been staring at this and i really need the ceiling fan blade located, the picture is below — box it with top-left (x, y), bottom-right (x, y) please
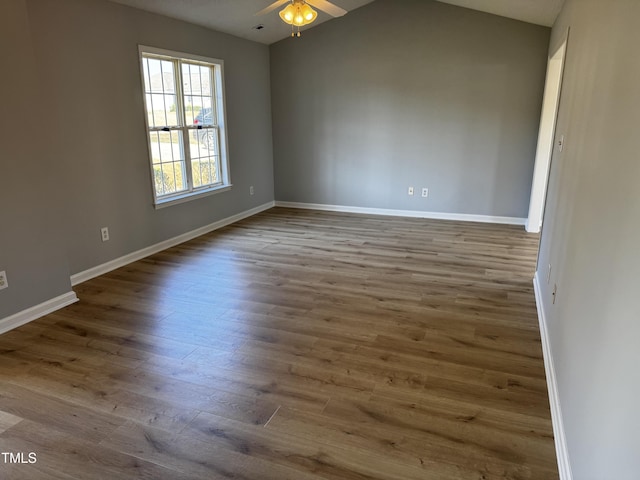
top-left (306, 0), bottom-right (347, 17)
top-left (255, 0), bottom-right (290, 16)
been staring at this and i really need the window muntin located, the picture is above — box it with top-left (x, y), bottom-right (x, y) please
top-left (140, 47), bottom-right (230, 206)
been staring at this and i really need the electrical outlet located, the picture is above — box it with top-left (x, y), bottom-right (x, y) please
top-left (250, 186), bottom-right (254, 196)
top-left (547, 264), bottom-right (552, 284)
top-left (408, 187), bottom-right (414, 196)
top-left (101, 227), bottom-right (110, 242)
top-left (0, 271), bottom-right (8, 291)
top-left (421, 188), bottom-right (429, 198)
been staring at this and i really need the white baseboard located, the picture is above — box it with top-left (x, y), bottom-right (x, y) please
top-left (533, 272), bottom-right (573, 480)
top-left (0, 291), bottom-right (79, 335)
top-left (71, 201), bottom-right (275, 286)
top-left (274, 201), bottom-right (527, 226)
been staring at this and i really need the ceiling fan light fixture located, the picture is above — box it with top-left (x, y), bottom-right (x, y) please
top-left (279, 1), bottom-right (317, 27)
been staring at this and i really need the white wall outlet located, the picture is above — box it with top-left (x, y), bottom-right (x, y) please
top-left (408, 186), bottom-right (414, 196)
top-left (250, 186), bottom-right (254, 196)
top-left (0, 271), bottom-right (8, 291)
top-left (101, 227), bottom-right (110, 242)
top-left (547, 264), bottom-right (552, 283)
top-left (421, 188), bottom-right (429, 198)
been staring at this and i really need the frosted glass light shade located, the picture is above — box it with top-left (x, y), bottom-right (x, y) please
top-left (279, 1), bottom-right (317, 27)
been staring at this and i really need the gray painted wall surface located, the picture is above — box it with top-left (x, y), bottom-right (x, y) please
top-left (0, 0), bottom-right (73, 318)
top-left (1, 0), bottom-right (274, 319)
top-left (270, 0), bottom-right (550, 217)
top-left (27, 0), bottom-right (274, 276)
top-left (538, 0), bottom-right (640, 477)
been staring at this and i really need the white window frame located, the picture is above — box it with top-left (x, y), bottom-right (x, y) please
top-left (138, 45), bottom-right (232, 208)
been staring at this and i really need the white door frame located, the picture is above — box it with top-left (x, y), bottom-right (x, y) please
top-left (526, 37), bottom-right (568, 233)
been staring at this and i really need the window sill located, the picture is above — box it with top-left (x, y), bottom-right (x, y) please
top-left (154, 184), bottom-right (232, 209)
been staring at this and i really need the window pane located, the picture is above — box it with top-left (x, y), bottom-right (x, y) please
top-left (189, 127), bottom-right (220, 188)
top-left (145, 93), bottom-right (155, 128)
top-left (159, 60), bottom-right (176, 94)
top-left (143, 58), bottom-right (152, 93)
top-left (164, 95), bottom-right (177, 126)
top-left (182, 64), bottom-right (195, 125)
top-left (144, 58), bottom-right (162, 93)
top-left (184, 96), bottom-right (194, 126)
top-left (142, 57), bottom-right (179, 128)
top-left (202, 97), bottom-right (214, 125)
top-left (143, 58), bottom-right (176, 94)
top-left (182, 63), bottom-right (209, 96)
top-left (149, 130), bottom-right (187, 196)
top-left (183, 62), bottom-right (214, 127)
top-left (191, 96), bottom-right (203, 121)
top-left (149, 94), bottom-right (177, 127)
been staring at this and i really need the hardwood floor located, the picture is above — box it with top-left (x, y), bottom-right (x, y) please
top-left (0, 207), bottom-right (558, 479)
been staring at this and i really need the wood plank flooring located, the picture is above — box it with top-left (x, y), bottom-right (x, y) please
top-left (0, 207), bottom-right (558, 479)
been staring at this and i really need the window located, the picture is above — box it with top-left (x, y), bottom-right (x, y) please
top-left (139, 46), bottom-right (230, 207)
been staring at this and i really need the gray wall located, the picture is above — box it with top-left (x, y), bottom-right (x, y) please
top-left (0, 0), bottom-right (73, 318)
top-left (0, 0), bottom-right (274, 319)
top-left (28, 0), bottom-right (274, 275)
top-left (538, 0), bottom-right (640, 477)
top-left (270, 0), bottom-right (550, 218)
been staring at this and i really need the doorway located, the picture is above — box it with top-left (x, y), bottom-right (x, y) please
top-left (526, 36), bottom-right (568, 233)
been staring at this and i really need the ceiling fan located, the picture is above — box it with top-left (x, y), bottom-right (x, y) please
top-left (256, 0), bottom-right (347, 37)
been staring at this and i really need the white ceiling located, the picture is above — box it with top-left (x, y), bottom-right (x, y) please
top-left (106, 0), bottom-right (564, 45)
top-left (437, 0), bottom-right (564, 28)
top-left (107, 0), bottom-right (375, 45)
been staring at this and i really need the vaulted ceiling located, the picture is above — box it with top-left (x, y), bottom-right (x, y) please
top-left (107, 0), bottom-right (564, 44)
